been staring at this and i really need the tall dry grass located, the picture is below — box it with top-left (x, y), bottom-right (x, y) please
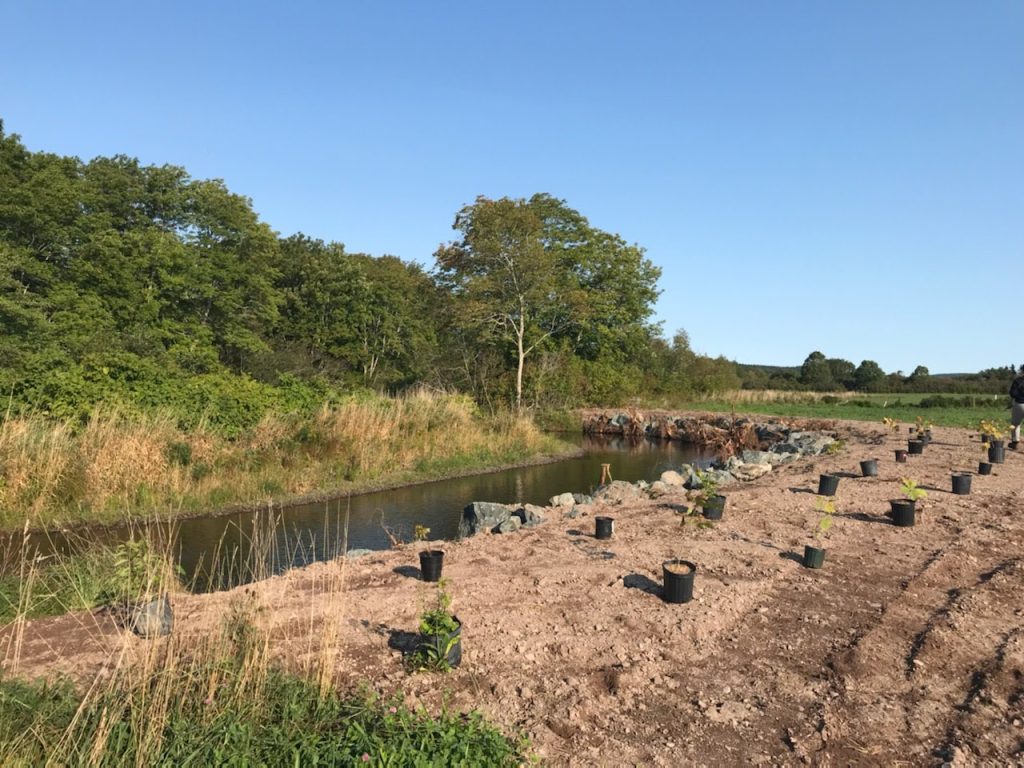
top-left (0, 516), bottom-right (354, 766)
top-left (0, 391), bottom-right (568, 531)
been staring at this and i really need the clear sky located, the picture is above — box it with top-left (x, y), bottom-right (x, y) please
top-left (2, 1), bottom-right (1021, 374)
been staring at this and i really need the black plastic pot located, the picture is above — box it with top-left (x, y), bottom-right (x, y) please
top-left (818, 474), bottom-right (840, 496)
top-left (701, 494), bottom-right (726, 520)
top-left (419, 550), bottom-right (444, 582)
top-left (907, 440), bottom-right (925, 455)
top-left (662, 559), bottom-right (696, 604)
top-left (895, 449), bottom-right (908, 463)
top-left (951, 474), bottom-right (972, 495)
top-left (989, 443), bottom-right (1006, 464)
top-left (890, 499), bottom-right (916, 527)
top-left (417, 616), bottom-right (462, 668)
top-left (595, 516), bottom-right (614, 540)
top-left (859, 459), bottom-right (878, 477)
top-left (990, 439), bottom-right (1005, 451)
top-left (978, 461), bottom-right (992, 475)
top-left (802, 545), bottom-right (826, 569)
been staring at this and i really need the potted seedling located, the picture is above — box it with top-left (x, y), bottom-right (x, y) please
top-left (662, 558), bottom-right (697, 603)
top-left (411, 577), bottom-right (462, 671)
top-left (102, 537), bottom-right (182, 638)
top-left (890, 478), bottom-right (927, 527)
top-left (818, 473), bottom-right (840, 496)
top-left (415, 524), bottom-right (444, 582)
top-left (978, 438), bottom-right (993, 475)
top-left (693, 469), bottom-right (726, 520)
top-left (951, 471), bottom-right (972, 495)
top-left (802, 495), bottom-right (835, 569)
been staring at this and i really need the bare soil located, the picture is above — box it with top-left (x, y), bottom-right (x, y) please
top-left (4, 421), bottom-right (1024, 766)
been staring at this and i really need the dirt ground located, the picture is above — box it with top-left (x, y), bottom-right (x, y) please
top-left (4, 420), bottom-right (1024, 766)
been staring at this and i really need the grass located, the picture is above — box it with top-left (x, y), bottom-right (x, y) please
top-left (632, 390), bottom-right (1011, 429)
top-left (0, 390), bottom-right (573, 532)
top-left (0, 526), bottom-right (531, 766)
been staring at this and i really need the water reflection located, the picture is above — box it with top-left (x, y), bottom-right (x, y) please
top-left (14, 436), bottom-right (710, 592)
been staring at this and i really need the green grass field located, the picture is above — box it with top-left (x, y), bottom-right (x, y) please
top-left (643, 391), bottom-right (1011, 430)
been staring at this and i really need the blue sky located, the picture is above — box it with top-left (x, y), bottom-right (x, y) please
top-left (2, 1), bottom-right (1021, 374)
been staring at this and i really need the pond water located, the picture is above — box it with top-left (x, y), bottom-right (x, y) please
top-left (20, 436), bottom-right (710, 591)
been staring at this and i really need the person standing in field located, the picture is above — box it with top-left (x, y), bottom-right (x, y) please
top-left (1011, 365), bottom-right (1024, 448)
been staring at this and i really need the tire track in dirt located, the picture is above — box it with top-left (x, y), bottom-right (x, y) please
top-left (819, 538), bottom-right (1024, 765)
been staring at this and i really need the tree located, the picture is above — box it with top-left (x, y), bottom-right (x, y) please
top-left (826, 358), bottom-right (856, 390)
top-left (853, 360), bottom-right (886, 391)
top-left (799, 351), bottom-right (835, 391)
top-left (434, 194), bottom-right (660, 411)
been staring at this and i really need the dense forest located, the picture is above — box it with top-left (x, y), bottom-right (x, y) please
top-left (0, 123), bottom-right (1013, 433)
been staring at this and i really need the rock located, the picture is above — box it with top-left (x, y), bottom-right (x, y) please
top-left (648, 480), bottom-right (671, 496)
top-left (660, 470), bottom-right (686, 486)
top-left (741, 450), bottom-right (775, 465)
top-left (776, 431), bottom-right (835, 456)
top-left (593, 481), bottom-right (646, 505)
top-left (494, 516), bottom-right (522, 534)
top-left (345, 548), bottom-right (374, 559)
top-left (514, 504), bottom-right (547, 527)
top-left (132, 596), bottom-right (173, 638)
top-left (459, 501), bottom-right (515, 537)
top-left (731, 463), bottom-right (772, 482)
top-left (572, 493), bottom-right (594, 505)
top-left (549, 492), bottom-right (576, 508)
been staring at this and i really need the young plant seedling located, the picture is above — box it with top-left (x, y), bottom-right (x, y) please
top-left (824, 439), bottom-right (844, 456)
top-left (814, 495), bottom-right (835, 539)
top-left (692, 468), bottom-right (719, 508)
top-left (979, 420), bottom-right (1006, 442)
top-left (414, 523), bottom-right (432, 553)
top-left (882, 417), bottom-right (899, 433)
top-left (899, 478), bottom-right (928, 503)
top-left (412, 577), bottom-right (460, 672)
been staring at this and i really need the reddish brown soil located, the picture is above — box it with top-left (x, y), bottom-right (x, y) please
top-left (4, 421), bottom-right (1024, 766)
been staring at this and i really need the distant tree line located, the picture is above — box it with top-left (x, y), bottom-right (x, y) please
top-left (737, 352), bottom-right (1015, 395)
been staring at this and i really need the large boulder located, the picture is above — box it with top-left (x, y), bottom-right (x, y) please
top-left (730, 462), bottom-right (772, 481)
top-left (459, 501), bottom-right (515, 538)
top-left (549, 492), bottom-right (576, 508)
top-left (593, 480), bottom-right (647, 505)
top-left (659, 470), bottom-right (686, 486)
top-left (131, 596), bottom-right (173, 638)
top-left (775, 431), bottom-right (835, 456)
top-left (514, 504), bottom-right (547, 527)
top-left (494, 516), bottom-right (522, 534)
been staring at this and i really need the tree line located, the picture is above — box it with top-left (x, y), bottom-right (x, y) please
top-left (0, 124), bottom-right (1011, 432)
top-left (0, 124), bottom-right (734, 429)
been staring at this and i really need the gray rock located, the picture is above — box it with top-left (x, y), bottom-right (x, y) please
top-left (572, 493), bottom-right (594, 505)
top-left (345, 548), bottom-right (374, 560)
top-left (594, 480), bottom-right (646, 505)
top-left (514, 504), bottom-right (547, 527)
top-left (132, 596), bottom-right (173, 638)
top-left (648, 480), bottom-right (672, 496)
top-left (779, 431), bottom-right (835, 456)
top-left (549, 492), bottom-right (576, 508)
top-left (494, 516), bottom-right (522, 534)
top-left (659, 470), bottom-right (686, 486)
top-left (459, 501), bottom-right (514, 538)
top-left (731, 463), bottom-right (772, 482)
top-left (741, 450), bottom-right (775, 465)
